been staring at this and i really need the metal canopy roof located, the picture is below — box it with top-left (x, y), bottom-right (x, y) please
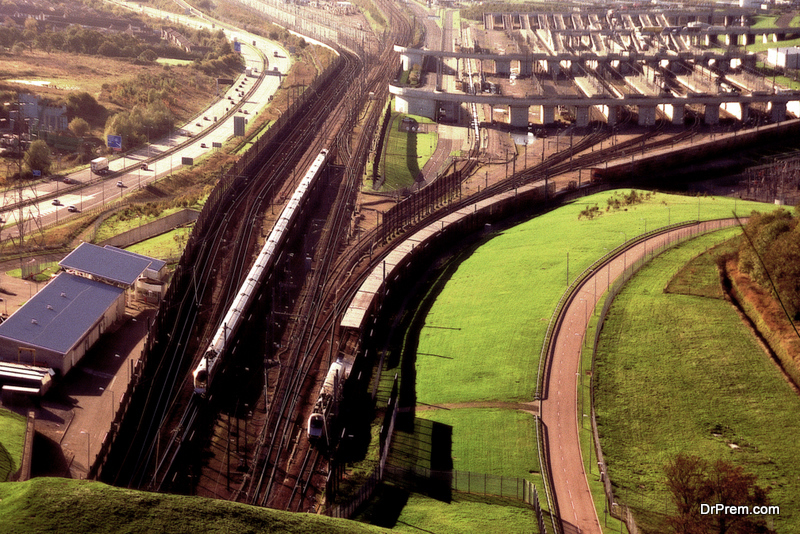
top-left (103, 245), bottom-right (166, 274)
top-left (59, 242), bottom-right (152, 287)
top-left (0, 273), bottom-right (124, 355)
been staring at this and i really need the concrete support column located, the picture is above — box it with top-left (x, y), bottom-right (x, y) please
top-left (671, 103), bottom-right (685, 125)
top-left (495, 59), bottom-right (511, 75)
top-left (724, 34), bottom-right (732, 47)
top-left (771, 101), bottom-right (787, 123)
top-left (704, 103), bottom-right (720, 125)
top-left (638, 105), bottom-right (656, 126)
top-left (739, 103), bottom-right (750, 123)
top-left (575, 106), bottom-right (590, 127)
top-left (540, 105), bottom-right (556, 125)
top-left (606, 105), bottom-right (620, 127)
top-left (509, 105), bottom-right (530, 128)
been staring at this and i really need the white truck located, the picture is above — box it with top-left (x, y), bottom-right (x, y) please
top-left (90, 157), bottom-right (109, 174)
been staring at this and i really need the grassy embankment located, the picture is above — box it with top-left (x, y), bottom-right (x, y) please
top-left (359, 190), bottom-right (772, 533)
top-left (0, 409), bottom-right (25, 482)
top-left (378, 112), bottom-right (438, 192)
top-left (594, 228), bottom-right (800, 533)
top-left (0, 478), bottom-right (391, 534)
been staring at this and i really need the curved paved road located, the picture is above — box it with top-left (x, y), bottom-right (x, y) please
top-left (542, 219), bottom-right (738, 534)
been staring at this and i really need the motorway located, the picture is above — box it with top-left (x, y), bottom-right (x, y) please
top-left (0, 5), bottom-right (291, 243)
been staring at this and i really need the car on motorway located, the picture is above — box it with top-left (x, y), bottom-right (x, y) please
top-left (141, 163), bottom-right (148, 170)
top-left (200, 143), bottom-right (207, 148)
top-left (51, 199), bottom-right (61, 206)
top-left (67, 205), bottom-right (78, 212)
top-left (116, 181), bottom-right (124, 187)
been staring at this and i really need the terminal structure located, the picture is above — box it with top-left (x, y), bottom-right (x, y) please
top-left (392, 7), bottom-right (800, 127)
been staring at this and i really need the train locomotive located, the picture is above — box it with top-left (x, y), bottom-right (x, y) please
top-left (307, 357), bottom-right (352, 441)
top-left (193, 149), bottom-right (330, 395)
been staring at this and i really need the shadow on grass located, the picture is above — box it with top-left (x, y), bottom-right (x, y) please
top-left (352, 482), bottom-right (410, 528)
top-left (385, 418), bottom-right (452, 502)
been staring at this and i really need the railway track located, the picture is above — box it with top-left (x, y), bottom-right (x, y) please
top-left (103, 0), bottom-right (736, 517)
top-left (100, 44), bottom-right (361, 491)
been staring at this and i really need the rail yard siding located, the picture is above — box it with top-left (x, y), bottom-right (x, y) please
top-left (343, 178), bottom-right (567, 332)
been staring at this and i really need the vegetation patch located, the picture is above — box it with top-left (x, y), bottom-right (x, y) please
top-left (0, 409), bottom-right (25, 482)
top-left (415, 191), bottom-right (768, 407)
top-left (397, 191), bottom-right (771, 532)
top-left (378, 113), bottom-right (437, 193)
top-left (415, 408), bottom-right (539, 479)
top-left (594, 229), bottom-right (800, 533)
top-left (605, 189), bottom-right (652, 212)
top-left (664, 235), bottom-right (740, 299)
top-left (0, 478), bottom-right (391, 534)
top-left (125, 226), bottom-right (193, 263)
top-left (392, 491), bottom-right (536, 533)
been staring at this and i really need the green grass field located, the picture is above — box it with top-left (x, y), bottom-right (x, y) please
top-left (124, 225), bottom-right (194, 262)
top-left (379, 113), bottom-right (437, 192)
top-left (594, 230), bottom-right (800, 533)
top-left (751, 15), bottom-right (779, 29)
top-left (0, 478), bottom-right (391, 534)
top-left (0, 409), bottom-right (25, 482)
top-left (375, 190), bottom-right (773, 533)
top-left (415, 191), bottom-right (766, 407)
top-left (415, 409), bottom-right (538, 477)
top-left (95, 206), bottom-right (186, 243)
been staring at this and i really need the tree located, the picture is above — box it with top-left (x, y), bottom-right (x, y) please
top-left (68, 117), bottom-right (90, 138)
top-left (23, 140), bottom-right (51, 176)
top-left (665, 454), bottom-right (776, 534)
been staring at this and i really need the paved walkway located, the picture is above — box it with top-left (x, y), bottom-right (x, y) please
top-left (542, 219), bottom-right (737, 534)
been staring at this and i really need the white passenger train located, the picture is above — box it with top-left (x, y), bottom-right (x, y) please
top-left (193, 149), bottom-right (330, 395)
top-left (307, 357), bottom-right (352, 441)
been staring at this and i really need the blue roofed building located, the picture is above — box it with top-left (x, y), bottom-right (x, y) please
top-left (0, 273), bottom-right (125, 374)
top-left (0, 243), bottom-right (165, 375)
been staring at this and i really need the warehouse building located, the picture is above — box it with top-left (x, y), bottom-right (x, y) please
top-left (0, 244), bottom-right (164, 376)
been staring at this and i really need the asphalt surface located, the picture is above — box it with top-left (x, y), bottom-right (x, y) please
top-left (542, 218), bottom-right (738, 533)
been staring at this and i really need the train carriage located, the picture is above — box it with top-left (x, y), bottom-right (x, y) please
top-left (193, 149), bottom-right (329, 395)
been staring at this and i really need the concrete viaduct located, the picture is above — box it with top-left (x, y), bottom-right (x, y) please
top-left (389, 83), bottom-right (800, 128)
